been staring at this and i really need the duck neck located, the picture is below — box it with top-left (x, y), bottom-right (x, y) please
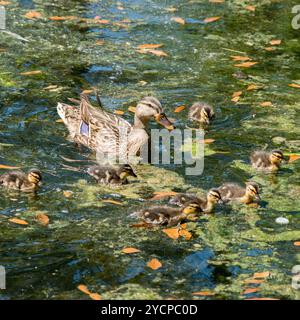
top-left (133, 114), bottom-right (149, 130)
top-left (240, 193), bottom-right (253, 204)
top-left (203, 200), bottom-right (215, 213)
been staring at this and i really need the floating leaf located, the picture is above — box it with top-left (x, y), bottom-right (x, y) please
top-left (96, 40), bottom-right (105, 46)
top-left (178, 229), bottom-right (192, 240)
top-left (114, 110), bottom-right (125, 115)
top-left (102, 199), bottom-right (123, 206)
top-left (253, 271), bottom-right (270, 279)
top-left (234, 61), bottom-right (258, 68)
top-left (63, 190), bottom-right (73, 198)
top-left (288, 154), bottom-right (300, 163)
top-left (231, 96), bottom-right (240, 103)
top-left (174, 105), bottom-right (185, 113)
top-left (230, 56), bottom-right (251, 61)
top-left (89, 293), bottom-right (101, 300)
top-left (269, 39), bottom-right (281, 46)
top-left (243, 288), bottom-right (260, 295)
top-left (24, 11), bottom-right (42, 19)
top-left (0, 164), bottom-right (20, 169)
top-left (171, 17), bottom-right (185, 25)
top-left (122, 247), bottom-right (141, 254)
top-left (137, 44), bottom-right (163, 49)
top-left (36, 213), bottom-right (49, 226)
top-left (128, 106), bottom-right (136, 113)
top-left (247, 84), bottom-right (260, 91)
top-left (56, 119), bottom-right (64, 123)
top-left (0, 1), bottom-right (11, 5)
top-left (81, 89), bottom-right (93, 94)
top-left (204, 139), bottom-right (215, 144)
top-left (147, 258), bottom-right (162, 270)
top-left (209, 0), bottom-right (224, 3)
top-left (260, 101), bottom-right (272, 107)
top-left (49, 16), bottom-right (77, 21)
top-left (288, 83), bottom-right (300, 89)
top-left (77, 284), bottom-right (91, 295)
top-left (20, 70), bottom-right (42, 76)
top-left (166, 7), bottom-right (178, 12)
top-left (244, 278), bottom-right (264, 284)
top-left (245, 5), bottom-right (256, 12)
top-left (265, 47), bottom-right (276, 51)
top-left (245, 297), bottom-right (279, 300)
top-left (146, 49), bottom-right (168, 57)
top-left (9, 218), bottom-right (28, 226)
top-left (294, 241), bottom-right (300, 246)
top-left (150, 191), bottom-right (178, 201)
top-left (163, 228), bottom-right (180, 240)
top-left (232, 91), bottom-right (243, 98)
top-left (204, 16), bottom-right (221, 23)
top-left (192, 291), bottom-right (215, 296)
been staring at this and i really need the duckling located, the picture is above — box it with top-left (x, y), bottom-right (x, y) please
top-left (87, 164), bottom-right (137, 185)
top-left (250, 149), bottom-right (284, 172)
top-left (218, 181), bottom-right (260, 204)
top-left (130, 202), bottom-right (202, 227)
top-left (0, 169), bottom-right (42, 192)
top-left (169, 189), bottom-right (222, 213)
top-left (188, 102), bottom-right (215, 125)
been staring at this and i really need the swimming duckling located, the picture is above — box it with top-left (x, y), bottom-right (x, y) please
top-left (87, 164), bottom-right (137, 185)
top-left (188, 102), bottom-right (215, 125)
top-left (0, 169), bottom-right (42, 192)
top-left (130, 202), bottom-right (202, 227)
top-left (250, 150), bottom-right (284, 172)
top-left (169, 189), bottom-right (222, 213)
top-left (218, 181), bottom-right (260, 204)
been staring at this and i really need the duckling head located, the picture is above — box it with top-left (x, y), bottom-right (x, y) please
top-left (27, 169), bottom-right (42, 185)
top-left (200, 105), bottom-right (214, 124)
top-left (245, 182), bottom-right (260, 201)
top-left (182, 202), bottom-right (202, 215)
top-left (270, 150), bottom-right (284, 165)
top-left (207, 189), bottom-right (222, 204)
top-left (118, 164), bottom-right (137, 180)
top-left (135, 97), bottom-right (175, 131)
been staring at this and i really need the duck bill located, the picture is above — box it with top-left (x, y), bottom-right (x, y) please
top-left (130, 171), bottom-right (138, 178)
top-left (154, 114), bottom-right (175, 131)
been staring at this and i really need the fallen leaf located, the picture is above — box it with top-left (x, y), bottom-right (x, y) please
top-left (231, 96), bottom-right (240, 103)
top-left (24, 11), bottom-right (42, 19)
top-left (171, 17), bottom-right (185, 25)
top-left (147, 258), bottom-right (162, 270)
top-left (20, 70), bottom-right (42, 76)
top-left (77, 284), bottom-right (91, 295)
top-left (150, 191), bottom-right (178, 201)
top-left (96, 40), bottom-right (105, 45)
top-left (36, 213), bottom-right (49, 226)
top-left (130, 222), bottom-right (153, 228)
top-left (253, 271), bottom-right (270, 279)
top-left (137, 44), bottom-right (163, 49)
top-left (209, 0), bottom-right (224, 3)
top-left (122, 247), bottom-right (141, 254)
top-left (243, 288), bottom-right (260, 295)
top-left (294, 241), bottom-right (300, 246)
top-left (230, 56), bottom-right (251, 61)
top-left (288, 83), bottom-right (300, 89)
top-left (204, 139), bottom-right (215, 144)
top-left (56, 119), bottom-right (64, 123)
top-left (102, 199), bottom-right (123, 206)
top-left (247, 203), bottom-right (259, 208)
top-left (89, 293), bottom-right (101, 300)
top-left (232, 91), bottom-right (243, 98)
top-left (246, 84), bottom-right (260, 91)
top-left (204, 16), bottom-right (221, 23)
top-left (63, 190), bottom-right (73, 198)
top-left (260, 101), bottom-right (272, 107)
top-left (114, 110), bottom-right (125, 115)
top-left (162, 228), bottom-right (180, 240)
top-left (180, 223), bottom-right (187, 229)
top-left (192, 291), bottom-right (215, 296)
top-left (245, 297), bottom-right (279, 300)
top-left (49, 16), bottom-right (77, 21)
top-left (288, 155), bottom-right (300, 163)
top-left (265, 47), bottom-right (276, 51)
top-left (9, 218), bottom-right (28, 226)
top-left (146, 49), bottom-right (168, 57)
top-left (0, 1), bottom-right (11, 5)
top-left (138, 80), bottom-right (147, 86)
top-left (234, 61), bottom-right (258, 68)
top-left (178, 229), bottom-right (192, 240)
top-left (166, 7), bottom-right (178, 12)
top-left (81, 89), bottom-right (93, 94)
top-left (270, 39), bottom-right (281, 46)
top-left (174, 105), bottom-right (185, 113)
top-left (128, 106), bottom-right (136, 113)
top-left (0, 164), bottom-right (20, 169)
top-left (244, 278), bottom-right (264, 284)
top-left (245, 5), bottom-right (256, 12)
top-left (44, 85), bottom-right (58, 90)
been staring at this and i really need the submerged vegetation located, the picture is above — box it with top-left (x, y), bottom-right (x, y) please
top-left (0, 0), bottom-right (299, 300)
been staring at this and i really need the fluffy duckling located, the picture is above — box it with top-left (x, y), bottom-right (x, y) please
top-left (0, 169), bottom-right (42, 192)
top-left (250, 150), bottom-right (284, 172)
top-left (169, 189), bottom-right (222, 213)
top-left (87, 164), bottom-right (137, 185)
top-left (218, 181), bottom-right (260, 204)
top-left (130, 202), bottom-right (202, 227)
top-left (188, 102), bottom-right (215, 125)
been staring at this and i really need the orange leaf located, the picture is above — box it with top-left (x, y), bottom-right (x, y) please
top-left (204, 139), bottom-right (215, 144)
top-left (81, 89), bottom-right (93, 94)
top-left (209, 0), bottom-right (224, 3)
top-left (36, 213), bottom-right (49, 226)
top-left (294, 241), bottom-right (300, 246)
top-left (147, 258), bottom-right (162, 270)
top-left (102, 199), bottom-right (123, 206)
top-left (246, 84), bottom-right (260, 91)
top-left (245, 297), bottom-right (279, 300)
top-left (63, 190), bottom-right (73, 198)
top-left (9, 218), bottom-right (28, 226)
top-left (20, 70), bottom-right (42, 76)
top-left (288, 83), bottom-right (300, 89)
top-left (180, 223), bottom-right (187, 229)
top-left (265, 47), bottom-right (276, 51)
top-left (244, 278), bottom-right (264, 284)
top-left (0, 164), bottom-right (21, 169)
top-left (146, 49), bottom-right (168, 57)
top-left (253, 271), bottom-right (270, 279)
top-left (114, 110), bottom-right (125, 115)
top-left (232, 91), bottom-right (243, 98)
top-left (56, 119), bottom-right (64, 123)
top-left (174, 105), bottom-right (185, 113)
top-left (138, 44), bottom-right (163, 49)
top-left (193, 291), bottom-right (215, 296)
top-left (231, 96), bottom-right (240, 103)
top-left (245, 5), bottom-right (256, 12)
top-left (89, 293), bottom-right (101, 300)
top-left (122, 247), bottom-right (141, 254)
top-left (171, 17), bottom-right (185, 25)
top-left (234, 61), bottom-right (258, 68)
top-left (243, 288), bottom-right (260, 295)
top-left (0, 1), bottom-right (11, 5)
top-left (204, 16), bottom-right (221, 23)
top-left (230, 56), bottom-right (251, 61)
top-left (24, 11), bottom-right (42, 19)
top-left (178, 229), bottom-right (192, 240)
top-left (288, 155), bottom-right (300, 163)
top-left (260, 101), bottom-right (272, 107)
top-left (162, 228), bottom-right (180, 240)
top-left (49, 16), bottom-right (77, 21)
top-left (96, 40), bottom-right (105, 46)
top-left (269, 39), bottom-right (281, 46)
top-left (150, 191), bottom-right (178, 201)
top-left (77, 284), bottom-right (91, 295)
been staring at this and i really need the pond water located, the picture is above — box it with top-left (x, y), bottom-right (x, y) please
top-left (0, 0), bottom-right (299, 300)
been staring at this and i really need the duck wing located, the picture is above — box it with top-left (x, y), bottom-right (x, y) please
top-left (218, 183), bottom-right (244, 201)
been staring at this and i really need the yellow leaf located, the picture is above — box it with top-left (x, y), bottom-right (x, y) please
top-left (246, 84), bottom-right (260, 91)
top-left (209, 0), bottom-right (224, 3)
top-left (265, 46), bottom-right (276, 51)
top-left (204, 16), bottom-right (221, 23)
top-left (269, 39), bottom-right (281, 46)
top-left (9, 218), bottom-right (28, 226)
top-left (245, 5), bottom-right (256, 12)
top-left (150, 191), bottom-right (178, 201)
top-left (0, 164), bottom-right (21, 169)
top-left (128, 106), bottom-right (136, 113)
top-left (294, 241), bottom-right (300, 246)
top-left (122, 247), bottom-right (141, 254)
top-left (81, 89), bottom-right (93, 94)
top-left (114, 110), bottom-right (125, 115)
top-left (171, 17), bottom-right (185, 25)
top-left (36, 213), bottom-right (49, 226)
top-left (162, 228), bottom-right (180, 240)
top-left (96, 40), bottom-right (105, 45)
top-left (231, 96), bottom-right (240, 103)
top-left (77, 284), bottom-right (91, 295)
top-left (20, 70), bottom-right (42, 76)
top-left (245, 297), bottom-right (279, 300)
top-left (204, 139), bottom-right (215, 144)
top-left (102, 199), bottom-right (123, 206)
top-left (260, 101), bottom-right (272, 107)
top-left (0, 1), bottom-right (11, 5)
top-left (289, 154), bottom-right (300, 163)
top-left (288, 83), bottom-right (300, 89)
top-left (24, 11), bottom-right (42, 19)
top-left (89, 293), bottom-right (101, 300)
top-left (234, 61), bottom-right (258, 68)
top-left (137, 44), bottom-right (163, 49)
top-left (174, 105), bottom-right (185, 113)
top-left (49, 16), bottom-right (77, 21)
top-left (192, 291), bottom-right (215, 296)
top-left (253, 271), bottom-right (270, 279)
top-left (147, 258), bottom-right (162, 270)
top-left (230, 56), bottom-right (251, 61)
top-left (56, 119), bottom-right (64, 123)
top-left (63, 190), bottom-right (73, 198)
top-left (178, 229), bottom-right (192, 240)
top-left (166, 7), bottom-right (178, 12)
top-left (232, 91), bottom-right (243, 98)
top-left (243, 288), bottom-right (260, 295)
